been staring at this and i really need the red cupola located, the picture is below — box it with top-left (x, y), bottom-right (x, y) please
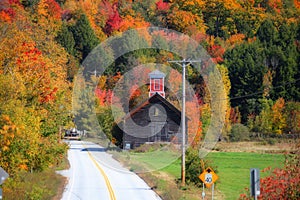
top-left (149, 70), bottom-right (165, 98)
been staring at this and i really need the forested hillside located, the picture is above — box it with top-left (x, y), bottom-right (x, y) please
top-left (0, 0), bottom-right (300, 197)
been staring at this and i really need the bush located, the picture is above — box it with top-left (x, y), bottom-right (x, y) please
top-left (3, 169), bottom-right (66, 200)
top-left (266, 138), bottom-right (276, 145)
top-left (229, 123), bottom-right (250, 142)
top-left (239, 143), bottom-right (300, 199)
top-left (185, 148), bottom-right (216, 187)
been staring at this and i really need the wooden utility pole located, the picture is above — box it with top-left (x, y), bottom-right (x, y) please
top-left (168, 58), bottom-right (201, 186)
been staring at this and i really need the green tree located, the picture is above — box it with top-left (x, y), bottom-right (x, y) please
top-left (233, 2), bottom-right (266, 38)
top-left (284, 101), bottom-right (300, 134)
top-left (56, 22), bottom-right (77, 57)
top-left (229, 123), bottom-right (250, 142)
top-left (203, 0), bottom-right (237, 39)
top-left (97, 106), bottom-right (114, 141)
top-left (224, 41), bottom-right (267, 122)
top-left (260, 22), bottom-right (300, 101)
top-left (55, 0), bottom-right (66, 6)
top-left (70, 13), bottom-right (100, 61)
top-left (21, 0), bottom-right (40, 8)
top-left (185, 147), bottom-right (215, 187)
top-left (250, 98), bottom-right (274, 134)
top-left (270, 46), bottom-right (299, 101)
top-left (256, 19), bottom-right (279, 46)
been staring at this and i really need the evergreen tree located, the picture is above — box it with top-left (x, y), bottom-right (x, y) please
top-left (224, 41), bottom-right (267, 122)
top-left (257, 19), bottom-right (279, 47)
top-left (54, 0), bottom-right (66, 6)
top-left (278, 23), bottom-right (296, 48)
top-left (203, 1), bottom-right (232, 39)
top-left (260, 22), bottom-right (300, 101)
top-left (70, 13), bottom-right (100, 61)
top-left (270, 46), bottom-right (299, 101)
top-left (21, 0), bottom-right (40, 8)
top-left (56, 23), bottom-right (77, 57)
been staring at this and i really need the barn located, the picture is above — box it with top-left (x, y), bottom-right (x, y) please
top-left (120, 70), bottom-right (187, 149)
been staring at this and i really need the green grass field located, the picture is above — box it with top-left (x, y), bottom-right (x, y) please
top-left (205, 152), bottom-right (284, 199)
top-left (160, 152), bottom-right (284, 199)
top-left (112, 146), bottom-right (285, 199)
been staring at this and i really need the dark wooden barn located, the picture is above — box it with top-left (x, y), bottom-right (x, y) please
top-left (120, 70), bottom-right (187, 149)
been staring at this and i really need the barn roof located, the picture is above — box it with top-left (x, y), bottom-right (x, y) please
top-left (148, 70), bottom-right (165, 78)
top-left (121, 93), bottom-right (188, 124)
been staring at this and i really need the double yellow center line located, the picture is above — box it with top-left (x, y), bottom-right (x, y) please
top-left (84, 143), bottom-right (117, 200)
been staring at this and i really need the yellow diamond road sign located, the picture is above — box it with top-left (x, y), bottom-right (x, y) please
top-left (199, 167), bottom-right (218, 188)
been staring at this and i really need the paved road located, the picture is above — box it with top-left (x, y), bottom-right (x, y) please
top-left (59, 141), bottom-right (161, 200)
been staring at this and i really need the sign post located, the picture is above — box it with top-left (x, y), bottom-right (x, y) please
top-left (0, 167), bottom-right (9, 185)
top-left (250, 168), bottom-right (260, 200)
top-left (199, 167), bottom-right (218, 199)
top-left (199, 167), bottom-right (218, 188)
top-left (0, 167), bottom-right (9, 200)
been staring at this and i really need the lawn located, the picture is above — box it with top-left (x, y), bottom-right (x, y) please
top-left (125, 149), bottom-right (180, 173)
top-left (160, 152), bottom-right (284, 199)
top-left (205, 152), bottom-right (284, 199)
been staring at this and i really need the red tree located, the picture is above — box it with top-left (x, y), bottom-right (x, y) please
top-left (239, 144), bottom-right (300, 199)
top-left (104, 3), bottom-right (122, 35)
top-left (156, 0), bottom-right (170, 11)
top-left (207, 44), bottom-right (225, 64)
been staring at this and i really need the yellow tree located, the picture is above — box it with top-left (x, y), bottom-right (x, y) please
top-left (272, 98), bottom-right (286, 134)
top-left (79, 0), bottom-right (107, 40)
top-left (0, 73), bottom-right (42, 174)
top-left (119, 14), bottom-right (150, 32)
top-left (186, 101), bottom-right (202, 147)
top-left (217, 64), bottom-right (231, 139)
top-left (170, 0), bottom-right (205, 14)
top-left (167, 7), bottom-right (206, 33)
top-left (0, 115), bottom-right (16, 158)
top-left (36, 0), bottom-right (62, 34)
top-left (0, 0), bottom-right (70, 175)
top-left (204, 64), bottom-right (228, 143)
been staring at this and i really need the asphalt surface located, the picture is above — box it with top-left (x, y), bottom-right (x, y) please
top-left (58, 140), bottom-right (161, 200)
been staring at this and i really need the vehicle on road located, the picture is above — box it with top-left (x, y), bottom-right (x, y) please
top-left (63, 128), bottom-right (84, 140)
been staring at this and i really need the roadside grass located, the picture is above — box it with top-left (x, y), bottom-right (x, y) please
top-left (128, 150), bottom-right (180, 172)
top-left (2, 156), bottom-right (69, 200)
top-left (128, 151), bottom-right (284, 199)
top-left (91, 138), bottom-right (291, 199)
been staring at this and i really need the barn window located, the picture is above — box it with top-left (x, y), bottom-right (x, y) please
top-left (154, 107), bottom-right (159, 116)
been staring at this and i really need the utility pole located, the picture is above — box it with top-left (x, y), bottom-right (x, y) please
top-left (168, 58), bottom-right (201, 186)
top-left (89, 66), bottom-right (100, 77)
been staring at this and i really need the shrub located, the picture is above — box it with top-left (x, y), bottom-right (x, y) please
top-left (229, 123), bottom-right (250, 142)
top-left (185, 147), bottom-right (216, 187)
top-left (3, 169), bottom-right (65, 200)
top-left (266, 138), bottom-right (276, 145)
top-left (239, 143), bottom-right (300, 199)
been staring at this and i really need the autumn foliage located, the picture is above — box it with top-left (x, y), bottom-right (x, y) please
top-left (104, 3), bottom-right (122, 35)
top-left (0, 0), bottom-right (300, 197)
top-left (95, 88), bottom-right (113, 106)
top-left (0, 0), bottom-right (69, 178)
top-left (156, 0), bottom-right (170, 11)
top-left (239, 144), bottom-right (300, 199)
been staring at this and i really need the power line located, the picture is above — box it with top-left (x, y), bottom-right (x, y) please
top-left (216, 77), bottom-right (300, 102)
